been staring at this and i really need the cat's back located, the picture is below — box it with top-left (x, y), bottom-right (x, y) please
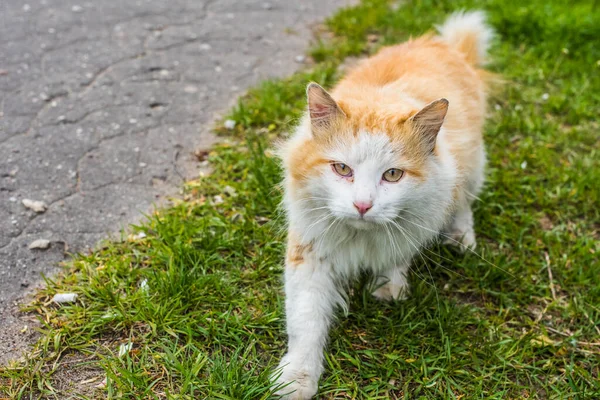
top-left (334, 36), bottom-right (487, 133)
top-left (341, 37), bottom-right (477, 87)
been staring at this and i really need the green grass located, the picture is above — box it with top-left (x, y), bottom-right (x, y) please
top-left (2, 0), bottom-right (599, 398)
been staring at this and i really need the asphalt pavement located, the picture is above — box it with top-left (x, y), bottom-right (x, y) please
top-left (0, 0), bottom-right (351, 363)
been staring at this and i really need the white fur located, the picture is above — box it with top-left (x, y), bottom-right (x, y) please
top-left (286, 128), bottom-right (457, 276)
top-left (274, 251), bottom-right (341, 399)
top-left (436, 10), bottom-right (494, 65)
top-left (275, 12), bottom-right (492, 397)
top-left (275, 121), bottom-right (461, 398)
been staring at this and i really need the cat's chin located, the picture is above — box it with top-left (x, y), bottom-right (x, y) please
top-left (344, 218), bottom-right (378, 230)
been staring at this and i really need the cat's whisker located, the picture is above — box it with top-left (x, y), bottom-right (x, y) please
top-left (385, 218), bottom-right (440, 294)
top-left (300, 212), bottom-right (334, 244)
top-left (315, 217), bottom-right (341, 254)
top-left (380, 217), bottom-right (430, 287)
top-left (382, 214), bottom-right (469, 279)
top-left (293, 206), bottom-right (333, 221)
top-left (418, 247), bottom-right (468, 278)
top-left (382, 218), bottom-right (413, 267)
top-left (387, 219), bottom-right (466, 280)
top-left (463, 188), bottom-right (483, 203)
top-left (394, 213), bottom-right (514, 278)
top-left (381, 221), bottom-right (401, 266)
top-left (296, 195), bottom-right (332, 202)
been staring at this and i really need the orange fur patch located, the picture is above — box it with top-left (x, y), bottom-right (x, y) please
top-left (286, 233), bottom-right (313, 268)
top-left (286, 138), bottom-right (329, 183)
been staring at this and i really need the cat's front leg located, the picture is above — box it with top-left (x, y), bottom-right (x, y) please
top-left (274, 252), bottom-right (341, 399)
top-left (443, 201), bottom-right (476, 251)
top-left (372, 263), bottom-right (410, 302)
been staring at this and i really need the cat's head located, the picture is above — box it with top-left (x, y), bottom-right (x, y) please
top-left (284, 83), bottom-right (453, 230)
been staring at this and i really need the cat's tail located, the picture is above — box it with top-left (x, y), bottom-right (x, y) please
top-left (436, 10), bottom-right (494, 66)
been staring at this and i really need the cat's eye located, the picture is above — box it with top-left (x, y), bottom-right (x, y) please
top-left (382, 168), bottom-right (403, 182)
top-left (332, 163), bottom-right (353, 177)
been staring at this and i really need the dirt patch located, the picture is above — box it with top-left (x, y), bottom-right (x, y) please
top-left (0, 295), bottom-right (41, 366)
top-left (50, 353), bottom-right (106, 399)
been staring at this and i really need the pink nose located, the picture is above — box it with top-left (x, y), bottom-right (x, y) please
top-left (353, 201), bottom-right (373, 216)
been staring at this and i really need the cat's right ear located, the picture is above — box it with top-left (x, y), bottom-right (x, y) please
top-left (307, 83), bottom-right (345, 133)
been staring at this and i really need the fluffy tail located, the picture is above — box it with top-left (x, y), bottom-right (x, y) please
top-left (437, 11), bottom-right (494, 66)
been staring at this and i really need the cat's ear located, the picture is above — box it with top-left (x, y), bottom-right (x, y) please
top-left (408, 98), bottom-right (449, 153)
top-left (307, 83), bottom-right (345, 132)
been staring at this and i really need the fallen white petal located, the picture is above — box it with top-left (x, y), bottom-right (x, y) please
top-left (118, 342), bottom-right (133, 357)
top-left (132, 232), bottom-right (146, 240)
top-left (224, 185), bottom-right (237, 197)
top-left (223, 119), bottom-right (236, 130)
top-left (52, 293), bottom-right (78, 303)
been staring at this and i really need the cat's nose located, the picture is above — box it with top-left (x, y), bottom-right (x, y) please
top-left (353, 201), bottom-right (373, 216)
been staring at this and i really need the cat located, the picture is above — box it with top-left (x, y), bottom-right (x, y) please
top-left (274, 10), bottom-right (494, 399)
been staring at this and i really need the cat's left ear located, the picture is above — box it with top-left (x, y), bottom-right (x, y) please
top-left (307, 83), bottom-right (346, 133)
top-left (408, 98), bottom-right (449, 153)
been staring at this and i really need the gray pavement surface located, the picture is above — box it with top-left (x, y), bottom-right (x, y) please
top-left (0, 0), bottom-right (351, 363)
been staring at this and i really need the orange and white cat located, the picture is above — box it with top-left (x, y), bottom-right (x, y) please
top-left (275, 11), bottom-right (494, 399)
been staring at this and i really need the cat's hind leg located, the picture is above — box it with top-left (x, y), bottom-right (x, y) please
top-left (372, 264), bottom-right (410, 302)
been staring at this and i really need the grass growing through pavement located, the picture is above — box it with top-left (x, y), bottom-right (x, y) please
top-left (2, 0), bottom-right (599, 398)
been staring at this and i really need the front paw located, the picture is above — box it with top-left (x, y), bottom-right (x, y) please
top-left (273, 357), bottom-right (318, 400)
top-left (372, 281), bottom-right (410, 302)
